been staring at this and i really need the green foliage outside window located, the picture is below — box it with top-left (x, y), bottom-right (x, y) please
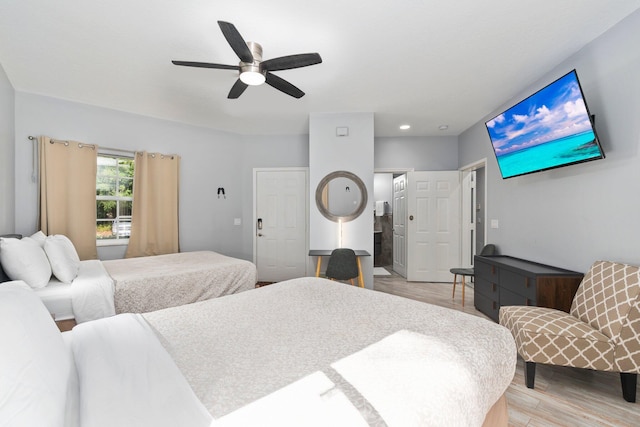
top-left (96, 156), bottom-right (134, 240)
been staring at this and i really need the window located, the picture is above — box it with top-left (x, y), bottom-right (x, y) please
top-left (96, 155), bottom-right (134, 242)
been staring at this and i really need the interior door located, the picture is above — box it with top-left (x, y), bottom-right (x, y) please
top-left (254, 169), bottom-right (308, 282)
top-left (406, 171), bottom-right (460, 282)
top-left (461, 170), bottom-right (477, 267)
top-left (392, 174), bottom-right (407, 277)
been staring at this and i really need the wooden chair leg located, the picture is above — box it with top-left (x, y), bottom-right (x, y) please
top-left (452, 274), bottom-right (457, 299)
top-left (525, 362), bottom-right (536, 389)
top-left (621, 372), bottom-right (637, 402)
top-left (349, 279), bottom-right (355, 286)
top-left (461, 275), bottom-right (466, 307)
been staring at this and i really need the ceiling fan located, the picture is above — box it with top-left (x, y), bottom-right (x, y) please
top-left (172, 21), bottom-right (322, 99)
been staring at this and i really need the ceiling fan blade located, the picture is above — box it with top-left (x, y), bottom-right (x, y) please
top-left (228, 79), bottom-right (249, 99)
top-left (172, 60), bottom-right (239, 71)
top-left (217, 21), bottom-right (253, 63)
top-left (265, 73), bottom-right (305, 98)
top-left (261, 53), bottom-right (322, 72)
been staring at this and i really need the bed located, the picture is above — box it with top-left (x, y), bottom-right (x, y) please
top-left (0, 277), bottom-right (517, 426)
top-left (0, 234), bottom-right (256, 323)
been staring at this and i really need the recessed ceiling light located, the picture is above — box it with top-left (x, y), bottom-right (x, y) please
top-left (399, 124), bottom-right (411, 130)
top-left (438, 125), bottom-right (449, 131)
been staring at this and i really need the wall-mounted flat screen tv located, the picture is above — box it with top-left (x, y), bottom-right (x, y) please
top-left (485, 69), bottom-right (604, 179)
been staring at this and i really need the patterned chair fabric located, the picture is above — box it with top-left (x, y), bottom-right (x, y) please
top-left (499, 260), bottom-right (640, 401)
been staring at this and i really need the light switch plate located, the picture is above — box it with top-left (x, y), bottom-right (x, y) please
top-left (490, 219), bottom-right (499, 229)
top-left (234, 218), bottom-right (241, 225)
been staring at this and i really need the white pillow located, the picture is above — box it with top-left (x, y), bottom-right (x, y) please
top-left (0, 237), bottom-right (52, 288)
top-left (0, 281), bottom-right (76, 427)
top-left (30, 230), bottom-right (47, 247)
top-left (44, 235), bottom-right (81, 284)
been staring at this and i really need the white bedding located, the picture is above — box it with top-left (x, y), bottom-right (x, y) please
top-left (29, 251), bottom-right (256, 323)
top-left (70, 313), bottom-right (211, 427)
top-left (144, 277), bottom-right (517, 424)
top-left (34, 259), bottom-right (115, 323)
top-left (0, 279), bottom-right (517, 427)
top-left (32, 279), bottom-right (74, 320)
top-left (103, 251), bottom-right (256, 314)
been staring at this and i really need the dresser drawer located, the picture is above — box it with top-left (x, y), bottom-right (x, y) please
top-left (475, 277), bottom-right (499, 299)
top-left (500, 286), bottom-right (535, 307)
top-left (475, 291), bottom-right (499, 322)
top-left (475, 259), bottom-right (497, 281)
top-left (500, 269), bottom-right (537, 300)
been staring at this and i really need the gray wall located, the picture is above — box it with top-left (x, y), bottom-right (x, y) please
top-left (459, 9), bottom-right (640, 273)
top-left (375, 136), bottom-right (459, 170)
top-left (309, 112), bottom-right (375, 288)
top-left (0, 64), bottom-right (14, 234)
top-left (13, 92), bottom-right (308, 261)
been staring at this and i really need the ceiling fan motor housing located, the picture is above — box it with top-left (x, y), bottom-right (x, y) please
top-left (239, 41), bottom-right (266, 84)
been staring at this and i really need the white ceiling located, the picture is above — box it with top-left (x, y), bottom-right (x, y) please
top-left (1, 1), bottom-right (639, 137)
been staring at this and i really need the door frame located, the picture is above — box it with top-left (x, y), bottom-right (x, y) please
top-left (252, 167), bottom-right (310, 278)
top-left (375, 168), bottom-right (413, 277)
top-left (459, 158), bottom-right (488, 262)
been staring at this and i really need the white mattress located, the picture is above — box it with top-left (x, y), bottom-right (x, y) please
top-left (33, 280), bottom-right (73, 321)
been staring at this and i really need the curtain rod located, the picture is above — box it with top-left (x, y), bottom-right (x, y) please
top-left (27, 135), bottom-right (135, 155)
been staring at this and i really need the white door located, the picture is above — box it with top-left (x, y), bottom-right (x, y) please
top-left (461, 170), bottom-right (477, 267)
top-left (254, 169), bottom-right (308, 282)
top-left (406, 171), bottom-right (460, 282)
top-left (392, 174), bottom-right (407, 277)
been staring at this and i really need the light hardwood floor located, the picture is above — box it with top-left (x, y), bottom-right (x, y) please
top-left (373, 269), bottom-right (640, 427)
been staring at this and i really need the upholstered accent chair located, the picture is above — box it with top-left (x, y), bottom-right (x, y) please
top-left (500, 260), bottom-right (640, 402)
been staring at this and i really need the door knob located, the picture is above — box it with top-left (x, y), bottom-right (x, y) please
top-left (409, 215), bottom-right (414, 220)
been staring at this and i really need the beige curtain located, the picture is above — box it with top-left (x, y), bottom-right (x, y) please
top-left (125, 151), bottom-right (180, 258)
top-left (39, 136), bottom-right (98, 260)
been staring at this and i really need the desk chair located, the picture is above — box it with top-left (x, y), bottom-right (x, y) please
top-left (450, 244), bottom-right (496, 306)
top-left (325, 248), bottom-right (360, 286)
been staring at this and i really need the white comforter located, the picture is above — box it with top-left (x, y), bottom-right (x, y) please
top-left (70, 313), bottom-right (212, 427)
top-left (69, 304), bottom-right (515, 427)
top-left (69, 260), bottom-right (115, 323)
top-left (103, 251), bottom-right (256, 314)
top-left (146, 278), bottom-right (516, 425)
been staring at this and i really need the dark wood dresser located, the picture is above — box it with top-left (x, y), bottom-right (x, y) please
top-left (474, 255), bottom-right (584, 322)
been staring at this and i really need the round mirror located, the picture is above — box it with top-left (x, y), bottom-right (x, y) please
top-left (315, 171), bottom-right (368, 222)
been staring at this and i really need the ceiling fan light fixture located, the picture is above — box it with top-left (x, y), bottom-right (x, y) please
top-left (240, 70), bottom-right (266, 86)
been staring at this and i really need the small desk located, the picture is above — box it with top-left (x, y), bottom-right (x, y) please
top-left (309, 249), bottom-right (371, 288)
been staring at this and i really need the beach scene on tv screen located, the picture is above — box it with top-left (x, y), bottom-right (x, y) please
top-left (486, 71), bottom-right (601, 178)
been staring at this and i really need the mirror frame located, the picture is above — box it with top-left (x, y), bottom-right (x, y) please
top-left (315, 170), bottom-right (368, 222)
